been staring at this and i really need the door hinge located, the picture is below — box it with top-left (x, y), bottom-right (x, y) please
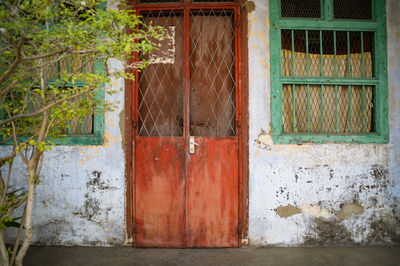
top-left (133, 223), bottom-right (139, 235)
top-left (132, 119), bottom-right (138, 129)
top-left (237, 222), bottom-right (242, 236)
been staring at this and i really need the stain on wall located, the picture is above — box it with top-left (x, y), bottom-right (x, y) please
top-left (336, 203), bottom-right (365, 220)
top-left (1, 0), bottom-right (399, 247)
top-left (245, 1), bottom-right (256, 13)
top-left (248, 0), bottom-right (400, 246)
top-left (303, 218), bottom-right (352, 246)
top-left (276, 204), bottom-right (301, 218)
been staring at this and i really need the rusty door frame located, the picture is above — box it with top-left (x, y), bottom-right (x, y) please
top-left (124, 0), bottom-right (249, 246)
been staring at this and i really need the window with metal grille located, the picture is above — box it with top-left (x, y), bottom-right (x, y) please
top-left (41, 55), bottom-right (105, 145)
top-left (270, 0), bottom-right (388, 143)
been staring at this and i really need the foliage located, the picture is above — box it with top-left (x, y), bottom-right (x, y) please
top-left (0, 0), bottom-right (162, 265)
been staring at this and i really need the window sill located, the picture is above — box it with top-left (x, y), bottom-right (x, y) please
top-left (1, 135), bottom-right (104, 146)
top-left (272, 133), bottom-right (388, 144)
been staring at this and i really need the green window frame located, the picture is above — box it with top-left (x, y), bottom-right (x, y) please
top-left (269, 0), bottom-right (388, 144)
top-left (1, 60), bottom-right (105, 146)
top-left (48, 59), bottom-right (105, 146)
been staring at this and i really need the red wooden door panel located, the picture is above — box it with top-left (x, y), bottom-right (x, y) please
top-left (135, 138), bottom-right (186, 247)
top-left (186, 138), bottom-right (239, 247)
top-left (133, 6), bottom-right (241, 248)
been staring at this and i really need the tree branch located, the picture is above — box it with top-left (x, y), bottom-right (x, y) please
top-left (9, 204), bottom-right (26, 266)
top-left (0, 88), bottom-right (95, 126)
top-left (0, 34), bottom-right (25, 86)
top-left (21, 48), bottom-right (69, 61)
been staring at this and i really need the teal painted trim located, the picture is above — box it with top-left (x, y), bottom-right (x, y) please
top-left (272, 133), bottom-right (388, 144)
top-left (52, 59), bottom-right (105, 146)
top-left (324, 0), bottom-right (333, 21)
top-left (270, 0), bottom-right (283, 137)
top-left (47, 135), bottom-right (103, 145)
top-left (307, 84), bottom-right (310, 133)
top-left (1, 135), bottom-right (103, 146)
top-left (292, 84), bottom-right (296, 132)
top-left (280, 77), bottom-right (379, 85)
top-left (68, 55), bottom-right (72, 73)
top-left (269, 0), bottom-right (388, 144)
top-left (374, 0), bottom-right (388, 140)
top-left (93, 89), bottom-right (105, 138)
top-left (320, 30), bottom-right (323, 76)
top-left (306, 30), bottom-right (309, 77)
top-left (291, 30), bottom-right (295, 76)
top-left (335, 84), bottom-right (338, 132)
top-left (361, 32), bottom-right (365, 77)
top-left (46, 80), bottom-right (87, 87)
top-left (277, 20), bottom-right (378, 31)
top-left (347, 31), bottom-right (351, 77)
top-left (362, 85), bottom-right (366, 132)
top-left (349, 85), bottom-right (352, 133)
top-left (334, 30), bottom-right (337, 76)
top-left (321, 85), bottom-right (324, 132)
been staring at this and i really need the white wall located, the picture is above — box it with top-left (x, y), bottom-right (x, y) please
top-left (2, 58), bottom-right (127, 246)
top-left (1, 0), bottom-right (399, 246)
top-left (247, 0), bottom-right (400, 245)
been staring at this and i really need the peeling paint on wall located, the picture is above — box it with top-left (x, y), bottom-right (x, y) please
top-left (336, 203), bottom-right (365, 220)
top-left (303, 218), bottom-right (352, 246)
top-left (248, 0), bottom-right (400, 246)
top-left (245, 1), bottom-right (256, 13)
top-left (300, 204), bottom-right (332, 219)
top-left (255, 130), bottom-right (272, 150)
top-left (1, 0), bottom-right (399, 247)
top-left (276, 204), bottom-right (301, 218)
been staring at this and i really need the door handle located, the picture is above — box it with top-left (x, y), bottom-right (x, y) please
top-left (189, 136), bottom-right (200, 154)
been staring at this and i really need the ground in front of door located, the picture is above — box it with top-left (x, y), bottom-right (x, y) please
top-left (24, 245), bottom-right (400, 265)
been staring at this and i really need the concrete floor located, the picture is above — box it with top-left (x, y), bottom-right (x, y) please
top-left (24, 246), bottom-right (400, 266)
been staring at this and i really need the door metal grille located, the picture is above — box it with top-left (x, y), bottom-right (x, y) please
top-left (189, 9), bottom-right (236, 137)
top-left (138, 10), bottom-right (184, 136)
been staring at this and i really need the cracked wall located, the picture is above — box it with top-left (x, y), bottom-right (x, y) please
top-left (0, 0), bottom-right (399, 247)
top-left (248, 0), bottom-right (400, 245)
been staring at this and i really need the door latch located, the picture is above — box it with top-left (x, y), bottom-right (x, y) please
top-left (189, 136), bottom-right (200, 154)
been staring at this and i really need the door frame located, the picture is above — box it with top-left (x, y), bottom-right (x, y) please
top-left (124, 0), bottom-right (249, 246)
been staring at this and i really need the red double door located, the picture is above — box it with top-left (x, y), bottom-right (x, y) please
top-left (133, 5), bottom-right (241, 247)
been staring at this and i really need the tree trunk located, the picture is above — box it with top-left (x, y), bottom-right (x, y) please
top-left (0, 229), bottom-right (9, 266)
top-left (14, 169), bottom-right (35, 266)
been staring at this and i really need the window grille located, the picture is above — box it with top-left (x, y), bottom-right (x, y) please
top-left (281, 0), bottom-right (321, 18)
top-left (269, 0), bottom-right (388, 143)
top-left (44, 55), bottom-right (96, 136)
top-left (334, 0), bottom-right (372, 20)
top-left (281, 30), bottom-right (374, 133)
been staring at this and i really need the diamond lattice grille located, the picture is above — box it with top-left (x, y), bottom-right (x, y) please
top-left (189, 9), bottom-right (236, 137)
top-left (281, 29), bottom-right (375, 134)
top-left (282, 85), bottom-right (374, 133)
top-left (138, 10), bottom-right (184, 137)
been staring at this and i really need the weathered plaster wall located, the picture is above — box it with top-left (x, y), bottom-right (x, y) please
top-left (1, 58), bottom-right (127, 246)
top-left (1, 0), bottom-right (399, 247)
top-left (248, 0), bottom-right (400, 245)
